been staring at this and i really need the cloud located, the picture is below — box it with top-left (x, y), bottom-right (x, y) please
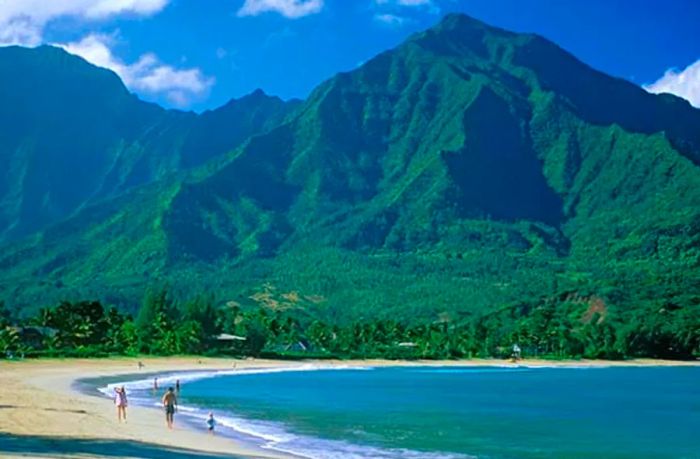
top-left (374, 13), bottom-right (407, 27)
top-left (237, 0), bottom-right (323, 19)
top-left (59, 34), bottom-right (214, 106)
top-left (0, 1), bottom-right (209, 107)
top-left (0, 0), bottom-right (168, 45)
top-left (644, 59), bottom-right (700, 108)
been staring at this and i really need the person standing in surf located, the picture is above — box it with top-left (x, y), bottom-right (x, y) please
top-left (114, 386), bottom-right (128, 422)
top-left (162, 387), bottom-right (178, 429)
top-left (206, 412), bottom-right (216, 435)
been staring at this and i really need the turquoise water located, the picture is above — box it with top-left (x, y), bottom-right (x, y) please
top-left (102, 365), bottom-right (700, 458)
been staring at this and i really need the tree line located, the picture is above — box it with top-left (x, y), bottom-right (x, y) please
top-left (0, 289), bottom-right (698, 360)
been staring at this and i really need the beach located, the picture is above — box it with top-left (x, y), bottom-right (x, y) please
top-left (1, 357), bottom-right (698, 459)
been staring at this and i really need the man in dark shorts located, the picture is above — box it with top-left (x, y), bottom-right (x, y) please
top-left (162, 387), bottom-right (178, 429)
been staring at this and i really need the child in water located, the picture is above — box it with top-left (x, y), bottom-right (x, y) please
top-left (206, 412), bottom-right (216, 434)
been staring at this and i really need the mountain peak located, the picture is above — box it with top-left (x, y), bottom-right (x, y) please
top-left (214, 89), bottom-right (280, 113)
top-left (0, 43), bottom-right (130, 98)
top-left (2, 44), bottom-right (103, 72)
top-left (404, 12), bottom-right (517, 60)
top-left (250, 88), bottom-right (267, 97)
top-left (431, 12), bottom-right (517, 38)
top-left (0, 44), bottom-right (68, 58)
top-left (435, 13), bottom-right (488, 30)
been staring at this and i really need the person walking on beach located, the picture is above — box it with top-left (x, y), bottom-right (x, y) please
top-left (511, 343), bottom-right (522, 362)
top-left (162, 387), bottom-right (178, 429)
top-left (206, 412), bottom-right (216, 435)
top-left (115, 386), bottom-right (128, 422)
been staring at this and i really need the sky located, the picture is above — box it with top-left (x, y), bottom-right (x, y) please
top-left (0, 0), bottom-right (698, 111)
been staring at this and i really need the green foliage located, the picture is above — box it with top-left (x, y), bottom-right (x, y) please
top-left (32, 301), bottom-right (110, 348)
top-left (136, 288), bottom-right (174, 352)
top-left (0, 14), bottom-right (699, 357)
top-left (182, 295), bottom-right (219, 337)
top-left (0, 301), bottom-right (10, 326)
top-left (2, 287), bottom-right (699, 360)
top-left (0, 326), bottom-right (20, 355)
top-left (117, 320), bottom-right (140, 355)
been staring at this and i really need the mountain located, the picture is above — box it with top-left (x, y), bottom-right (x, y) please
top-left (1, 14), bottom-right (699, 324)
top-left (0, 45), bottom-right (299, 242)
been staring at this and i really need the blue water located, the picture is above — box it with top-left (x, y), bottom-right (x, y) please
top-left (101, 365), bottom-right (700, 458)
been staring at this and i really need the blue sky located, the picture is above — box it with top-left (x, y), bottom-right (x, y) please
top-left (1, 0), bottom-right (698, 111)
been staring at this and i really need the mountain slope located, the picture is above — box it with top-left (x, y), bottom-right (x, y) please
top-left (0, 45), bottom-right (299, 242)
top-left (1, 14), bottom-right (699, 322)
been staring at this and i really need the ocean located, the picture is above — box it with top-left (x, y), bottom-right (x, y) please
top-left (95, 365), bottom-right (700, 458)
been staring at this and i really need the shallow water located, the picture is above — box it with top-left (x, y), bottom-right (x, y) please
top-left (98, 365), bottom-right (700, 458)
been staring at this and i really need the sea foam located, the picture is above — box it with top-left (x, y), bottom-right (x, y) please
top-left (95, 363), bottom-right (475, 459)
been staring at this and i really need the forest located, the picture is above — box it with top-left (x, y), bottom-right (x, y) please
top-left (1, 288), bottom-right (698, 361)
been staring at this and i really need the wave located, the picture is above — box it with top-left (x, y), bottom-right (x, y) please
top-left (95, 363), bottom-right (475, 459)
top-left (97, 363), bottom-right (370, 396)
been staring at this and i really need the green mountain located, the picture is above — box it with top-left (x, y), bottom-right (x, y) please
top-left (0, 45), bottom-right (298, 242)
top-left (1, 14), bottom-right (699, 327)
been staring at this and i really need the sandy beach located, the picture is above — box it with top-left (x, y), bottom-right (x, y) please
top-left (1, 357), bottom-right (698, 459)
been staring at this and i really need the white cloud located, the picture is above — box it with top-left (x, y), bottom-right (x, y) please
top-left (59, 34), bottom-right (214, 106)
top-left (237, 0), bottom-right (323, 19)
top-left (0, 1), bottom-right (209, 107)
top-left (374, 13), bottom-right (406, 27)
top-left (0, 0), bottom-right (168, 45)
top-left (0, 15), bottom-right (42, 45)
top-left (644, 59), bottom-right (700, 108)
top-left (81, 0), bottom-right (168, 18)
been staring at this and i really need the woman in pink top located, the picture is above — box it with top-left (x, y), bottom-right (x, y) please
top-left (115, 386), bottom-right (128, 422)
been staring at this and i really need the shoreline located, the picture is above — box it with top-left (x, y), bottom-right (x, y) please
top-left (0, 357), bottom-right (306, 459)
top-left (1, 357), bottom-right (698, 459)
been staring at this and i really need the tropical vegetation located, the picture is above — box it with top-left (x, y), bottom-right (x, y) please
top-left (0, 15), bottom-right (699, 357)
top-left (1, 287), bottom-right (697, 360)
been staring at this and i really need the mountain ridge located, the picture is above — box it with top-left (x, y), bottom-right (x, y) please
top-left (0, 13), bottom-right (699, 324)
top-left (0, 45), bottom-right (300, 242)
